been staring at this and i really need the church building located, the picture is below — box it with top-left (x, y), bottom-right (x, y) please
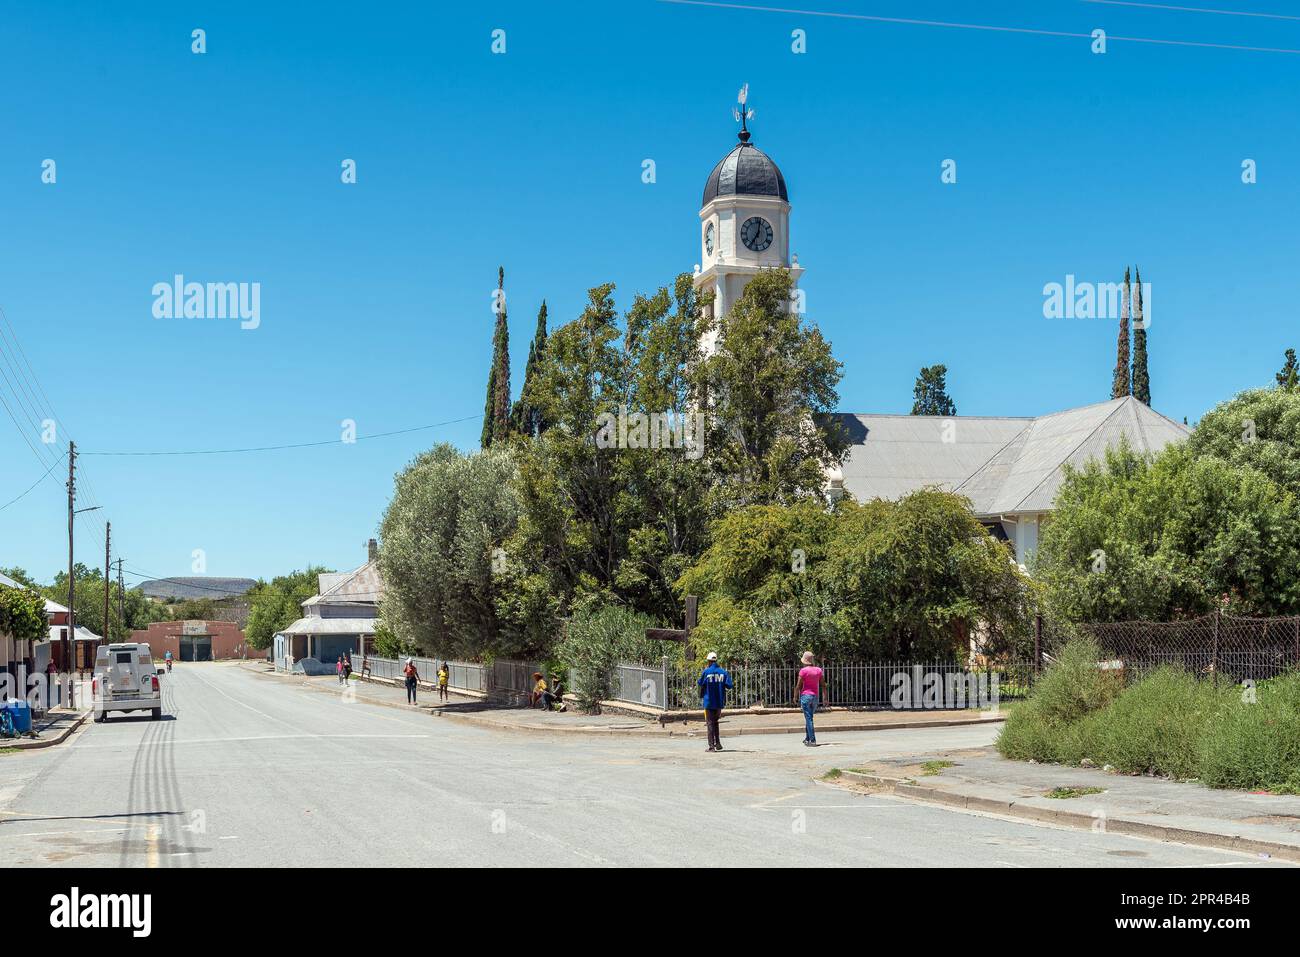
top-left (691, 89), bottom-right (1190, 567)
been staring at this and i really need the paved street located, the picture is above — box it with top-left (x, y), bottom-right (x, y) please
top-left (0, 662), bottom-right (1291, 868)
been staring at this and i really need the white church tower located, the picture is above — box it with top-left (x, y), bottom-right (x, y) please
top-left (694, 85), bottom-right (803, 354)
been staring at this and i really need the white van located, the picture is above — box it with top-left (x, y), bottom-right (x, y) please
top-left (92, 643), bottom-right (163, 721)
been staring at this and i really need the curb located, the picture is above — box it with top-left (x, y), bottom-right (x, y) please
top-left (835, 769), bottom-right (1300, 863)
top-left (2, 710), bottom-right (89, 751)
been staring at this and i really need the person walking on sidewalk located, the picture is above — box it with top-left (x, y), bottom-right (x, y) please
top-left (697, 652), bottom-right (733, 752)
top-left (403, 658), bottom-right (420, 705)
top-left (796, 651), bottom-right (823, 746)
top-left (336, 656), bottom-right (345, 685)
top-left (437, 662), bottom-right (449, 702)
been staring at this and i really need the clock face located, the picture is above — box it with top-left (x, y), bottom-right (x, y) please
top-left (741, 216), bottom-right (773, 252)
top-left (704, 222), bottom-right (714, 255)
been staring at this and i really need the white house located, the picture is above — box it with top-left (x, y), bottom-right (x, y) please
top-left (273, 540), bottom-right (383, 672)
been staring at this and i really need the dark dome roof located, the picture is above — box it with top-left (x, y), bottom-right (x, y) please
top-left (702, 141), bottom-right (788, 206)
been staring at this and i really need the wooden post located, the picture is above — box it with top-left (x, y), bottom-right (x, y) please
top-left (1034, 613), bottom-right (1043, 673)
top-left (684, 595), bottom-right (698, 663)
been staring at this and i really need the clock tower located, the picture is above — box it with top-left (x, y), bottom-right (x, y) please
top-left (694, 85), bottom-right (802, 354)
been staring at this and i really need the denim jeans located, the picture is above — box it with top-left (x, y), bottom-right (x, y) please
top-left (800, 693), bottom-right (817, 742)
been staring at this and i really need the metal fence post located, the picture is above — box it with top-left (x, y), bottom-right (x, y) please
top-left (1211, 610), bottom-right (1221, 688)
top-left (1034, 614), bottom-right (1043, 674)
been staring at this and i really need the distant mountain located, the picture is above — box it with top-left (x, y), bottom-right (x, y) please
top-left (136, 577), bottom-right (258, 601)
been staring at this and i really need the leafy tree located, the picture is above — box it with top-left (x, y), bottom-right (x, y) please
top-left (1184, 387), bottom-right (1300, 495)
top-left (1111, 267), bottom-right (1131, 399)
top-left (910, 363), bottom-right (957, 416)
top-left (379, 443), bottom-right (523, 658)
top-left (0, 582), bottom-right (47, 646)
top-left (696, 268), bottom-right (847, 510)
top-left (681, 491), bottom-right (1035, 663)
top-left (1277, 348), bottom-right (1298, 392)
top-left (481, 266), bottom-right (511, 447)
top-left (0, 567), bottom-right (39, 589)
top-left (1037, 440), bottom-right (1300, 622)
top-left (1131, 267), bottom-right (1150, 405)
top-left (510, 301), bottom-right (550, 438)
top-left (244, 567), bottom-right (329, 651)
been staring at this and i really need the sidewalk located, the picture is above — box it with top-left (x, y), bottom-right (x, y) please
top-left (835, 750), bottom-right (1300, 862)
top-left (1, 707), bottom-right (88, 751)
top-left (251, 662), bottom-right (1006, 738)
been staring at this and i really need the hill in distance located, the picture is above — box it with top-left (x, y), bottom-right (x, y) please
top-left (136, 577), bottom-right (258, 601)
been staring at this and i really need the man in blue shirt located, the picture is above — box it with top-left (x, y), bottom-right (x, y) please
top-left (697, 652), bottom-right (733, 752)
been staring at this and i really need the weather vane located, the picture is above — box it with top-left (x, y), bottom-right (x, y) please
top-left (732, 83), bottom-right (754, 143)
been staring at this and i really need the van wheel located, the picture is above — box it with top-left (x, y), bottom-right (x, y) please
top-left (151, 708), bottom-right (161, 720)
top-left (93, 711), bottom-right (105, 723)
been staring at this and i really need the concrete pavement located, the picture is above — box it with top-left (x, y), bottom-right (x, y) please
top-left (0, 661), bottom-right (1292, 868)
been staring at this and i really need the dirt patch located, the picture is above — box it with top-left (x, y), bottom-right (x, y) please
top-left (1239, 814), bottom-right (1300, 829)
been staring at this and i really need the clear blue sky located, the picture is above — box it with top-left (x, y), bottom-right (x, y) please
top-left (2, 0), bottom-right (1297, 584)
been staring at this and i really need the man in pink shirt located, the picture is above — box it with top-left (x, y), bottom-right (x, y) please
top-left (796, 651), bottom-right (823, 746)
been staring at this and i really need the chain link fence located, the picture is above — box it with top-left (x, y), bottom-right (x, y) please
top-left (1047, 612), bottom-right (1300, 682)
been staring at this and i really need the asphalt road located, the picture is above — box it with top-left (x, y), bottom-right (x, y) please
top-left (0, 662), bottom-right (1289, 868)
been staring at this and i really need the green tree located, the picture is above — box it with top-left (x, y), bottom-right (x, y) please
top-left (1276, 348), bottom-right (1298, 391)
top-left (481, 266), bottom-right (511, 447)
top-left (680, 491), bottom-right (1035, 663)
top-left (1131, 267), bottom-right (1150, 405)
top-left (510, 301), bottom-right (550, 438)
top-left (379, 443), bottom-right (523, 658)
top-left (1184, 387), bottom-right (1300, 495)
top-left (1036, 440), bottom-right (1300, 622)
top-left (696, 268), bottom-right (847, 510)
top-left (1112, 267), bottom-right (1132, 399)
top-left (910, 364), bottom-right (957, 416)
top-left (244, 567), bottom-right (329, 651)
top-left (0, 582), bottom-right (47, 646)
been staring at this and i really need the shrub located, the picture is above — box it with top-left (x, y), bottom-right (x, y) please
top-left (1200, 671), bottom-right (1300, 793)
top-left (996, 637), bottom-right (1120, 762)
top-left (1061, 667), bottom-right (1228, 778)
top-left (555, 604), bottom-right (659, 711)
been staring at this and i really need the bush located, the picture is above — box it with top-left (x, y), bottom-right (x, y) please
top-left (555, 604), bottom-right (659, 711)
top-left (1200, 671), bottom-right (1300, 793)
top-left (1061, 667), bottom-right (1228, 778)
top-left (996, 637), bottom-right (1120, 762)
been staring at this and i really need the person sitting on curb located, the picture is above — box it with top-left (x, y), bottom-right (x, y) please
top-left (697, 652), bottom-right (733, 752)
top-left (530, 672), bottom-right (547, 709)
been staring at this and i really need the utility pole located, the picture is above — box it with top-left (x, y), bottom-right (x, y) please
top-left (103, 522), bottom-right (111, 645)
top-left (116, 558), bottom-right (126, 634)
top-left (65, 441), bottom-right (75, 707)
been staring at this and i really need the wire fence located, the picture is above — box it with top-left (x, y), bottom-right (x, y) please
top-left (356, 655), bottom-right (488, 694)
top-left (1049, 611), bottom-right (1300, 682)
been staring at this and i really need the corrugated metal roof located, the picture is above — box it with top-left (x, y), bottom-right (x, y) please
top-left (278, 617), bottom-right (378, 636)
top-left (835, 397), bottom-right (1190, 516)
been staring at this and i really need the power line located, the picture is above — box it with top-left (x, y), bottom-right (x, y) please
top-left (1082, 1), bottom-right (1300, 22)
top-left (659, 0), bottom-right (1300, 55)
top-left (80, 414), bottom-right (480, 457)
top-left (120, 567), bottom-right (258, 596)
top-left (0, 450), bottom-right (66, 513)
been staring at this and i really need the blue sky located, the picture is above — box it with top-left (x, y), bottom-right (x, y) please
top-left (2, 0), bottom-right (1298, 584)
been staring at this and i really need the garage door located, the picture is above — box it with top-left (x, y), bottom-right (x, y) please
top-left (181, 636), bottom-right (212, 661)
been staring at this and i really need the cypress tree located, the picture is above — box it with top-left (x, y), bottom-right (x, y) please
top-left (481, 267), bottom-right (511, 448)
top-left (491, 268), bottom-right (512, 441)
top-left (510, 301), bottom-right (549, 437)
top-left (1111, 267), bottom-right (1132, 399)
top-left (1277, 348), bottom-right (1299, 391)
top-left (1131, 267), bottom-right (1150, 405)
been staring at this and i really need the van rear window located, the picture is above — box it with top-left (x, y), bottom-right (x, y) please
top-left (115, 652), bottom-right (132, 664)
